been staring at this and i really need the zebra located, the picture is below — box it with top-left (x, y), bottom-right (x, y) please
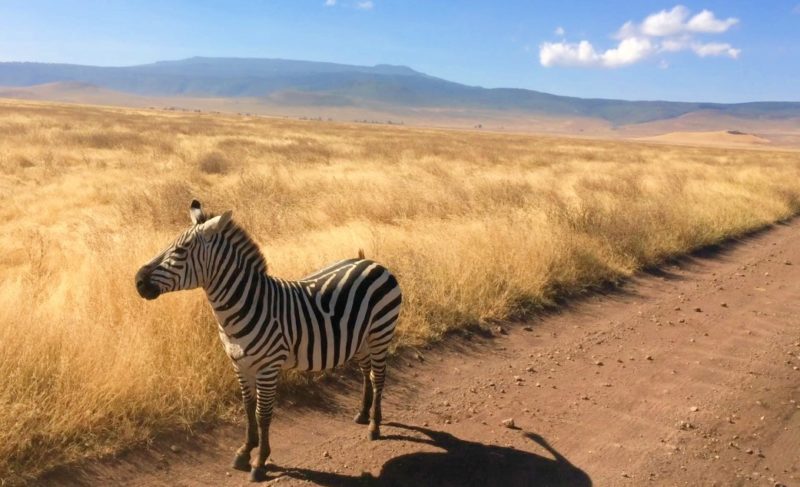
top-left (135, 200), bottom-right (402, 482)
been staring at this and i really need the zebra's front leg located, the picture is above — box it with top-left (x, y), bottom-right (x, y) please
top-left (250, 369), bottom-right (279, 482)
top-left (232, 370), bottom-right (258, 471)
top-left (232, 396), bottom-right (258, 471)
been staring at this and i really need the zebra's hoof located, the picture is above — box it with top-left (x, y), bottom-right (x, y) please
top-left (368, 423), bottom-right (380, 441)
top-left (354, 412), bottom-right (370, 425)
top-left (249, 466), bottom-right (268, 482)
top-left (232, 453), bottom-right (251, 472)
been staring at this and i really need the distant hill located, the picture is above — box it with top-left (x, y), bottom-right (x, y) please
top-left (1, 57), bottom-right (799, 126)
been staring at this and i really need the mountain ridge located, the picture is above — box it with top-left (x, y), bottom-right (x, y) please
top-left (0, 57), bottom-right (799, 125)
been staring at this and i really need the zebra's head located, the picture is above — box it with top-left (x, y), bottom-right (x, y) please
top-left (135, 199), bottom-right (232, 300)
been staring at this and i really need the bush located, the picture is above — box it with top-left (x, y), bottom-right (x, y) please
top-left (197, 151), bottom-right (231, 174)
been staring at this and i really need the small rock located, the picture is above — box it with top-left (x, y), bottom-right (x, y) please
top-left (170, 444), bottom-right (181, 453)
top-left (646, 355), bottom-right (654, 361)
top-left (721, 302), bottom-right (728, 307)
top-left (501, 418), bottom-right (516, 428)
top-left (523, 326), bottom-right (533, 332)
top-left (594, 360), bottom-right (604, 366)
top-left (693, 307), bottom-right (702, 313)
top-left (784, 260), bottom-right (792, 265)
top-left (226, 472), bottom-right (231, 477)
top-left (690, 406), bottom-right (699, 412)
top-left (323, 451), bottom-right (332, 458)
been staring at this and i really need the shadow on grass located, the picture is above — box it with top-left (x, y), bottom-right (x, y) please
top-left (270, 422), bottom-right (592, 487)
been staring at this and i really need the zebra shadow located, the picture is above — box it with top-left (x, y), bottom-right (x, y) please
top-left (272, 422), bottom-right (592, 487)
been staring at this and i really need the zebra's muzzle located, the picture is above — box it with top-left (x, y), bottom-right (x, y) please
top-left (135, 268), bottom-right (161, 300)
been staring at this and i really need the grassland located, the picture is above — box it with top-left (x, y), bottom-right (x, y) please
top-left (1, 99), bottom-right (800, 484)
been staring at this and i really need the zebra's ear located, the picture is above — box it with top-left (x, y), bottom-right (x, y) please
top-left (199, 210), bottom-right (233, 238)
top-left (189, 199), bottom-right (207, 225)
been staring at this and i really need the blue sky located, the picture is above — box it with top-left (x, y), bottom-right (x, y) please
top-left (1, 1), bottom-right (799, 102)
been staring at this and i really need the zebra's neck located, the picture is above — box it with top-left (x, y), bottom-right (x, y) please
top-left (202, 225), bottom-right (277, 331)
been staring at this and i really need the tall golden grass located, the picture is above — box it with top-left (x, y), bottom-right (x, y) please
top-left (1, 99), bottom-right (800, 484)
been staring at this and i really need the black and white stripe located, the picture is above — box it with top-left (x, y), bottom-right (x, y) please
top-left (135, 200), bottom-right (402, 480)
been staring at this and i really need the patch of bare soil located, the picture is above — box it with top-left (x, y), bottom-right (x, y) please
top-left (41, 221), bottom-right (800, 486)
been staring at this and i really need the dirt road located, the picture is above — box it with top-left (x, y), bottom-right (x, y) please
top-left (45, 221), bottom-right (800, 486)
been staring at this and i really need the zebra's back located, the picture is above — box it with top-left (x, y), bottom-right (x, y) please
top-left (284, 258), bottom-right (401, 371)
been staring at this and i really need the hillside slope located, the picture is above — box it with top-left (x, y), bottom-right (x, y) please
top-left (2, 57), bottom-right (800, 125)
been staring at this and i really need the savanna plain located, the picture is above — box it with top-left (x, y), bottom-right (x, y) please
top-left (2, 99), bottom-right (800, 485)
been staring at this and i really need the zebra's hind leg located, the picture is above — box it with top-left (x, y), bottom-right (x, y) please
top-left (367, 351), bottom-right (388, 441)
top-left (354, 352), bottom-right (373, 425)
top-left (365, 307), bottom-right (400, 440)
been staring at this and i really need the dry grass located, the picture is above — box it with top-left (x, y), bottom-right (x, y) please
top-left (2, 99), bottom-right (800, 484)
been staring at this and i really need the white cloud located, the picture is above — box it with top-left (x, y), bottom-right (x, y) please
top-left (554, 26), bottom-right (565, 36)
top-left (660, 36), bottom-right (691, 52)
top-left (540, 5), bottom-right (741, 69)
top-left (641, 5), bottom-right (690, 36)
top-left (540, 37), bottom-right (654, 68)
top-left (602, 37), bottom-right (655, 67)
top-left (615, 21), bottom-right (638, 40)
top-left (540, 41), bottom-right (600, 67)
top-left (692, 42), bottom-right (740, 58)
top-left (356, 0), bottom-right (373, 10)
top-left (325, 0), bottom-right (336, 5)
top-left (686, 9), bottom-right (739, 33)
top-left (620, 5), bottom-right (738, 37)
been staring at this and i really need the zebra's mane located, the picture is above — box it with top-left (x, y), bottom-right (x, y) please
top-left (222, 218), bottom-right (269, 274)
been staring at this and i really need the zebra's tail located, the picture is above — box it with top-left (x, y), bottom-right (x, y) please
top-left (358, 248), bottom-right (366, 259)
